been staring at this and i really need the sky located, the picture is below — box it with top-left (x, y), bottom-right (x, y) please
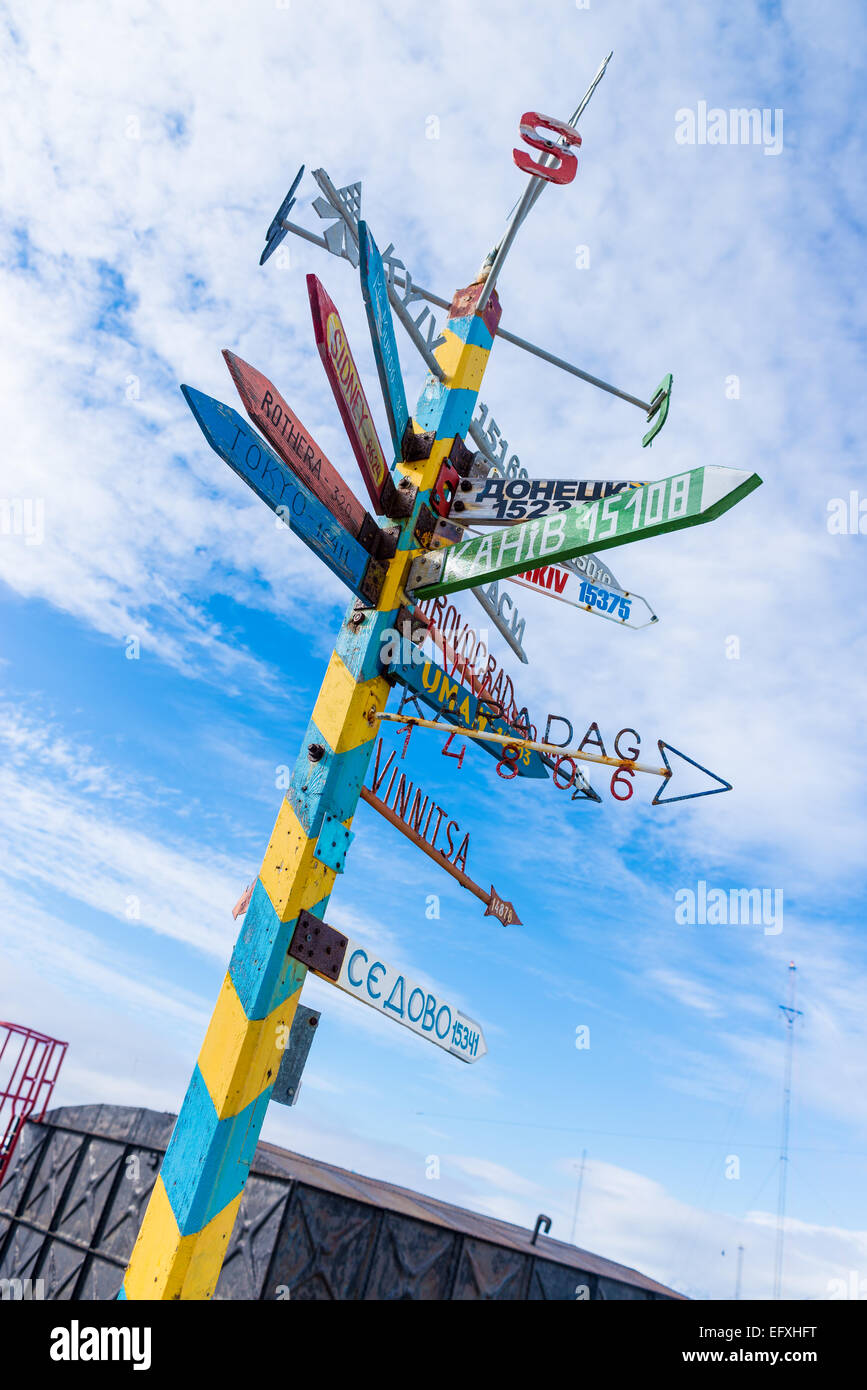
top-left (1, 0), bottom-right (866, 1302)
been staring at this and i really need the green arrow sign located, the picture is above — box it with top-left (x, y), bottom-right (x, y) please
top-left (406, 465), bottom-right (762, 600)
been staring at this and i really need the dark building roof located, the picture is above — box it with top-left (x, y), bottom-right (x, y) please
top-left (0, 1104), bottom-right (684, 1300)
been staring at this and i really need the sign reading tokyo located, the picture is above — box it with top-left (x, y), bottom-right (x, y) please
top-left (408, 465), bottom-right (762, 600)
top-left (307, 274), bottom-right (391, 514)
top-left (181, 386), bottom-right (384, 604)
top-left (330, 937), bottom-right (487, 1063)
top-left (454, 476), bottom-right (645, 524)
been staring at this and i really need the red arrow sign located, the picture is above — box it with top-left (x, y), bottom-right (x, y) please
top-left (307, 274), bottom-right (391, 515)
top-left (222, 349), bottom-right (374, 546)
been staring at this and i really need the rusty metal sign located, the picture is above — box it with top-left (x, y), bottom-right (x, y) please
top-left (407, 465), bottom-right (763, 601)
top-left (361, 741), bottom-right (521, 925)
top-left (453, 476), bottom-right (645, 525)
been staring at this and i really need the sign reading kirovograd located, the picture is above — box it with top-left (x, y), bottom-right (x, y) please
top-left (407, 465), bottom-right (762, 600)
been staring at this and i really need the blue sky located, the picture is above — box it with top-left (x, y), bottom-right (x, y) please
top-left (2, 0), bottom-right (866, 1300)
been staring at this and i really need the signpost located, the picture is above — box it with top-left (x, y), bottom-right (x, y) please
top-left (453, 476), bottom-right (645, 524)
top-left (508, 565), bottom-right (658, 630)
top-left (122, 61), bottom-right (762, 1302)
top-left (407, 465), bottom-right (762, 601)
top-left (308, 273), bottom-right (398, 516)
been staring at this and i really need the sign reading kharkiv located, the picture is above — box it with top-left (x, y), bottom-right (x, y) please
top-left (408, 465), bottom-right (762, 600)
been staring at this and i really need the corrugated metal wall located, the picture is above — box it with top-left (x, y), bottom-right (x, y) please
top-left (0, 1106), bottom-right (677, 1300)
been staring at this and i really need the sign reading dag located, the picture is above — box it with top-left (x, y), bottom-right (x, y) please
top-left (358, 221), bottom-right (410, 454)
top-left (327, 936), bottom-right (487, 1063)
top-left (307, 273), bottom-right (391, 514)
top-left (181, 387), bottom-right (383, 604)
top-left (407, 465), bottom-right (762, 600)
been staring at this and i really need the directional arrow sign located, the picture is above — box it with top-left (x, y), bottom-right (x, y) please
top-left (181, 386), bottom-right (384, 604)
top-left (508, 565), bottom-right (658, 630)
top-left (222, 350), bottom-right (383, 553)
top-left (307, 273), bottom-right (394, 515)
top-left (292, 913), bottom-right (486, 1063)
top-left (453, 476), bottom-right (645, 525)
top-left (407, 465), bottom-right (762, 601)
top-left (359, 221), bottom-right (409, 454)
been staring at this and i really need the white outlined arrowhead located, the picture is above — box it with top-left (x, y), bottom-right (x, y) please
top-left (651, 740), bottom-right (732, 805)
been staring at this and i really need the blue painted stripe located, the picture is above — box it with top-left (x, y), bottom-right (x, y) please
top-left (414, 381), bottom-right (477, 441)
top-left (335, 608), bottom-right (401, 682)
top-left (289, 720), bottom-right (378, 832)
top-left (161, 1066), bottom-right (273, 1235)
top-left (181, 386), bottom-right (374, 599)
top-left (444, 312), bottom-right (495, 352)
top-left (229, 877), bottom-right (318, 1017)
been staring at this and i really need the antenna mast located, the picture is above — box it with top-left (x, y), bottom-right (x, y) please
top-left (773, 961), bottom-right (801, 1299)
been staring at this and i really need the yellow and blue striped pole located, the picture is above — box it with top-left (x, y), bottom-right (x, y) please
top-left (120, 270), bottom-right (502, 1300)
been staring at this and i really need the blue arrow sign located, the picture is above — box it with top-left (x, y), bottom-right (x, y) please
top-left (359, 221), bottom-right (409, 454)
top-left (181, 386), bottom-right (383, 603)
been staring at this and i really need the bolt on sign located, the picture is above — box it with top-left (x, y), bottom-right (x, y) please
top-left (407, 465), bottom-right (762, 601)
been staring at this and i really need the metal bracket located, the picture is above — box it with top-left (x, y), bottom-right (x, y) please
top-left (401, 420), bottom-right (435, 462)
top-left (271, 1004), bottom-right (321, 1107)
top-left (406, 547), bottom-right (445, 595)
top-left (313, 814), bottom-right (355, 873)
top-left (360, 556), bottom-right (387, 606)
top-left (430, 460), bottom-right (460, 518)
top-left (287, 909), bottom-right (348, 979)
top-left (373, 525), bottom-right (400, 563)
top-left (412, 502), bottom-right (437, 549)
top-left (447, 435), bottom-right (476, 478)
top-left (641, 372), bottom-right (673, 448)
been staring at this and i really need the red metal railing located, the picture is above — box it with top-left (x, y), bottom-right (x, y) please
top-left (0, 1022), bottom-right (67, 1185)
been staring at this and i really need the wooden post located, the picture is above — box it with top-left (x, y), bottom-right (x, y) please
top-left (120, 278), bottom-right (502, 1300)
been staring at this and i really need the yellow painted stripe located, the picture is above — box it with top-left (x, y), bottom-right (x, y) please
top-left (197, 972), bottom-right (304, 1119)
top-left (259, 798), bottom-right (336, 920)
top-left (435, 328), bottom-right (491, 393)
top-left (312, 652), bottom-right (390, 754)
top-left (122, 1176), bottom-right (242, 1301)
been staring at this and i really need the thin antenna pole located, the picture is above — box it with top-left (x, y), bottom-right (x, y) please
top-left (476, 52), bottom-right (614, 312)
top-left (773, 962), bottom-right (801, 1300)
top-left (570, 1148), bottom-right (588, 1244)
top-left (734, 1244), bottom-right (744, 1300)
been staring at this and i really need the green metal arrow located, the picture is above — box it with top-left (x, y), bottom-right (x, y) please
top-left (407, 464), bottom-right (762, 601)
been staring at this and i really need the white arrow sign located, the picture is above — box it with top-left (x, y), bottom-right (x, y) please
top-left (508, 564), bottom-right (658, 629)
top-left (325, 936), bottom-right (487, 1063)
